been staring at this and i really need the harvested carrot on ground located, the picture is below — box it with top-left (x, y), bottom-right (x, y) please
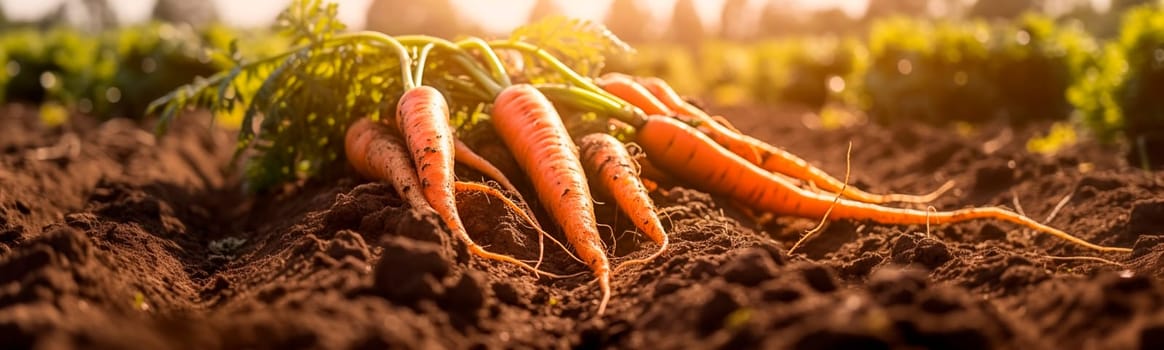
top-left (633, 116), bottom-right (1131, 253)
top-left (391, 41), bottom-right (570, 277)
top-left (491, 84), bottom-right (612, 314)
top-left (148, 6), bottom-right (617, 293)
top-left (345, 118), bottom-right (435, 214)
top-left (344, 115), bottom-right (565, 276)
top-left (631, 74), bottom-right (955, 204)
top-left (409, 35), bottom-right (617, 314)
top-left (538, 84), bottom-right (1129, 254)
top-left (579, 133), bottom-right (669, 270)
top-left (398, 38), bottom-right (537, 220)
top-left (346, 121), bottom-right (562, 261)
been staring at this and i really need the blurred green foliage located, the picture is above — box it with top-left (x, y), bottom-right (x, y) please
top-left (1069, 4), bottom-right (1164, 143)
top-left (607, 13), bottom-right (1103, 127)
top-left (863, 14), bottom-right (1094, 125)
top-left (0, 23), bottom-right (286, 121)
top-left (4, 0), bottom-right (1164, 154)
top-left (606, 3), bottom-right (1164, 150)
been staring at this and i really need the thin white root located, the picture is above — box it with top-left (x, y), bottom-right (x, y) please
top-left (925, 206), bottom-right (937, 237)
top-left (1011, 190), bottom-right (1028, 217)
top-left (789, 141), bottom-right (852, 255)
top-left (1044, 191), bottom-right (1074, 224)
top-left (1042, 255), bottom-right (1124, 267)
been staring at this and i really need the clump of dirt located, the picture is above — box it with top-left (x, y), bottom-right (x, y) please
top-left (2, 103), bottom-right (1163, 349)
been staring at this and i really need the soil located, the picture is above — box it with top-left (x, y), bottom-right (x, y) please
top-left (2, 101), bottom-right (1164, 350)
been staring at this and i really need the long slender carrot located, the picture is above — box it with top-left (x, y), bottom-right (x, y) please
top-left (634, 116), bottom-right (1131, 253)
top-left (394, 86), bottom-right (570, 276)
top-left (405, 38), bottom-right (542, 226)
top-left (395, 86), bottom-right (459, 227)
top-left (579, 133), bottom-right (669, 270)
top-left (631, 75), bottom-right (955, 204)
top-left (491, 84), bottom-right (612, 314)
top-left (346, 116), bottom-right (564, 276)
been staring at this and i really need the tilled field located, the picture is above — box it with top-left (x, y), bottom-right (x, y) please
top-left (2, 103), bottom-right (1163, 349)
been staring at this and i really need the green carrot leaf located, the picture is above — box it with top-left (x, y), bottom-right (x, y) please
top-left (508, 16), bottom-right (632, 78)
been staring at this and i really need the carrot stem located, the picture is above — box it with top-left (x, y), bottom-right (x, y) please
top-left (397, 35), bottom-right (502, 95)
top-left (452, 54), bottom-right (503, 96)
top-left (413, 43), bottom-right (436, 87)
top-left (442, 74), bottom-right (492, 101)
top-left (487, 40), bottom-right (635, 109)
top-left (487, 41), bottom-right (597, 88)
top-left (535, 84), bottom-right (645, 127)
top-left (456, 37), bottom-right (512, 87)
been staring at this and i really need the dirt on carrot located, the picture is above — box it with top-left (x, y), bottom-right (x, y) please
top-left (2, 103), bottom-right (1163, 349)
top-left (578, 133), bottom-right (669, 270)
top-left (490, 84), bottom-right (612, 314)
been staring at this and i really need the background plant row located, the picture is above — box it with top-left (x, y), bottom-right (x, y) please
top-left (3, 5), bottom-right (1163, 146)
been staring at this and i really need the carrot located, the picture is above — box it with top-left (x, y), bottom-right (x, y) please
top-left (579, 133), bottom-right (669, 270)
top-left (395, 86), bottom-right (459, 228)
top-left (594, 75), bottom-right (674, 116)
top-left (393, 86), bottom-right (569, 276)
top-left (599, 74), bottom-right (762, 164)
top-left (345, 117), bottom-right (435, 214)
top-left (345, 117), bottom-right (576, 277)
top-left (491, 84), bottom-right (612, 314)
top-left (631, 75), bottom-right (744, 133)
top-left (634, 116), bottom-right (1131, 253)
top-left (631, 75), bottom-right (955, 204)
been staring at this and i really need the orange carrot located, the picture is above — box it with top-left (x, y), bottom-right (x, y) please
top-left (395, 86), bottom-right (459, 231)
top-left (599, 74), bottom-right (762, 165)
top-left (343, 121), bottom-right (572, 273)
top-left (632, 75), bottom-right (744, 133)
top-left (345, 117), bottom-right (434, 214)
top-left (594, 75), bottom-right (674, 116)
top-left (634, 116), bottom-right (1130, 253)
top-left (491, 84), bottom-right (612, 314)
top-left (748, 135), bottom-right (956, 203)
top-left (579, 133), bottom-right (669, 270)
top-left (632, 75), bottom-right (954, 204)
top-left (393, 86), bottom-right (565, 276)
top-left (341, 121), bottom-right (573, 268)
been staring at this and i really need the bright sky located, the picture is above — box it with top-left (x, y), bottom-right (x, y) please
top-left (0, 0), bottom-right (1115, 33)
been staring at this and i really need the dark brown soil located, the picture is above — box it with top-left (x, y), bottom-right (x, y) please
top-left (2, 102), bottom-right (1164, 349)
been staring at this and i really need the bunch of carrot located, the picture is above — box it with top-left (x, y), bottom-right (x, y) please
top-left (151, 3), bottom-right (1133, 317)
